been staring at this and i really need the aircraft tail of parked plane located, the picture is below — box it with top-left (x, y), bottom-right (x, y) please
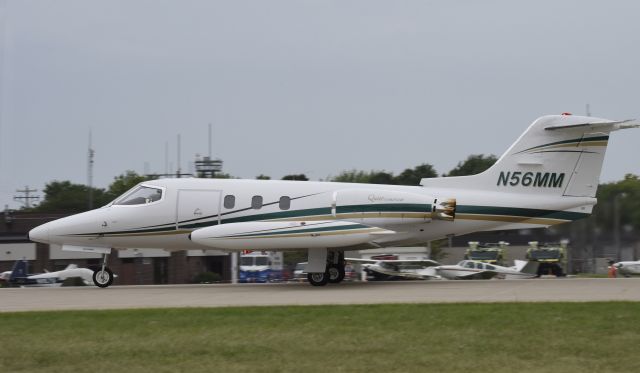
top-left (422, 115), bottom-right (638, 198)
top-left (9, 259), bottom-right (29, 282)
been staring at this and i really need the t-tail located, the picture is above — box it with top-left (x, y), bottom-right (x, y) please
top-left (9, 259), bottom-right (29, 282)
top-left (422, 114), bottom-right (638, 198)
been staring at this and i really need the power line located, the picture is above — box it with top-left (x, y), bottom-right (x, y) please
top-left (13, 186), bottom-right (40, 209)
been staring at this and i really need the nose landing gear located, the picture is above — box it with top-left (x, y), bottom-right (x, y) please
top-left (93, 253), bottom-right (114, 288)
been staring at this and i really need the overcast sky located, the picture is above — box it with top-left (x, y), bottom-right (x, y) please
top-left (1, 0), bottom-right (639, 209)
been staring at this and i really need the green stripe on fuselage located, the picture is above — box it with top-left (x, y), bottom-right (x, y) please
top-left (219, 223), bottom-right (371, 239)
top-left (70, 203), bottom-right (586, 238)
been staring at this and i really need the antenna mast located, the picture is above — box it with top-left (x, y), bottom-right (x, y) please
top-left (87, 130), bottom-right (95, 209)
top-left (14, 186), bottom-right (39, 209)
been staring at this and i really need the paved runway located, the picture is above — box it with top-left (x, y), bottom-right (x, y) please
top-left (2, 278), bottom-right (639, 312)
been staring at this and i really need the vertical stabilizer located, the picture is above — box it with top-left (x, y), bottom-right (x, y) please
top-left (421, 115), bottom-right (638, 198)
top-left (9, 259), bottom-right (29, 281)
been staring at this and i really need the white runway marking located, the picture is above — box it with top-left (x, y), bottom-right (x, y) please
top-left (2, 278), bottom-right (639, 312)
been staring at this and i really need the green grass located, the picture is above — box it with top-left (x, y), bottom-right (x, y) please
top-left (2, 303), bottom-right (639, 373)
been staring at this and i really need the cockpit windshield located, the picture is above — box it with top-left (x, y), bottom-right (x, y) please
top-left (113, 186), bottom-right (163, 206)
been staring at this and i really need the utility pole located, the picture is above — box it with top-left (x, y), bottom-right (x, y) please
top-left (14, 186), bottom-right (40, 209)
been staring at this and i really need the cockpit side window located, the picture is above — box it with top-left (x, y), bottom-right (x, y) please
top-left (113, 186), bottom-right (163, 206)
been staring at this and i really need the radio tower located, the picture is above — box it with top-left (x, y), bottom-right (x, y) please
top-left (14, 186), bottom-right (39, 209)
top-left (88, 130), bottom-right (95, 209)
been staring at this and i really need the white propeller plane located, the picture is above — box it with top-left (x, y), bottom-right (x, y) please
top-left (613, 261), bottom-right (640, 277)
top-left (0, 259), bottom-right (95, 287)
top-left (350, 258), bottom-right (441, 280)
top-left (434, 260), bottom-right (539, 280)
top-left (28, 114), bottom-right (638, 287)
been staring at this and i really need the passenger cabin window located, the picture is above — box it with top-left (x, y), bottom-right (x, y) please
top-left (279, 196), bottom-right (291, 210)
top-left (251, 196), bottom-right (263, 209)
top-left (113, 186), bottom-right (162, 205)
top-left (224, 195), bottom-right (235, 209)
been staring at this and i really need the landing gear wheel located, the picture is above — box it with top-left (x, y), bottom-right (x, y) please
top-left (328, 265), bottom-right (346, 283)
top-left (307, 272), bottom-right (329, 286)
top-left (93, 267), bottom-right (114, 288)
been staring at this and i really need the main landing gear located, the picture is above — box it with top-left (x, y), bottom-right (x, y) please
top-left (307, 251), bottom-right (346, 287)
top-left (93, 253), bottom-right (115, 288)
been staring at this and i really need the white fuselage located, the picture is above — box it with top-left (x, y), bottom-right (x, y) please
top-left (614, 261), bottom-right (640, 277)
top-left (29, 177), bottom-right (594, 253)
top-left (435, 260), bottom-right (537, 280)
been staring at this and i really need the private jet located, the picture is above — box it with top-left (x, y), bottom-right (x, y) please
top-left (28, 114), bottom-right (638, 287)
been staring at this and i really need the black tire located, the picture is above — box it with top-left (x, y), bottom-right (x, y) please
top-left (93, 267), bottom-right (114, 288)
top-left (328, 264), bottom-right (345, 283)
top-left (307, 272), bottom-right (329, 286)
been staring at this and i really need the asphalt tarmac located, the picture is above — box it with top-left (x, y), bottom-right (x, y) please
top-left (2, 278), bottom-right (639, 312)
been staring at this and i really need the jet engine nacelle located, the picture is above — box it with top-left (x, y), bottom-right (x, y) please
top-left (189, 220), bottom-right (395, 250)
top-left (332, 189), bottom-right (455, 224)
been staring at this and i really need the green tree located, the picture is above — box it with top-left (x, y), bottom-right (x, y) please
top-left (369, 172), bottom-right (395, 185)
top-left (34, 181), bottom-right (109, 213)
top-left (282, 174), bottom-right (309, 181)
top-left (256, 174), bottom-right (271, 180)
top-left (594, 174), bottom-right (640, 230)
top-left (332, 170), bottom-right (374, 183)
top-left (394, 164), bottom-right (438, 185)
top-left (105, 171), bottom-right (149, 201)
top-left (445, 154), bottom-right (497, 176)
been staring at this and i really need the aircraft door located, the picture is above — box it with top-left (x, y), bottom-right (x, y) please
top-left (176, 190), bottom-right (222, 230)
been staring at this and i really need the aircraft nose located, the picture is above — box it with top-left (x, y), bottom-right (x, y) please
top-left (29, 224), bottom-right (50, 244)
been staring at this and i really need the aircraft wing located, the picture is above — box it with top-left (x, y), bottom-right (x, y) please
top-left (347, 258), bottom-right (440, 267)
top-left (454, 270), bottom-right (499, 280)
top-left (190, 220), bottom-right (397, 250)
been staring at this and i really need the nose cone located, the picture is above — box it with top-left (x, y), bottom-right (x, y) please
top-left (29, 224), bottom-right (50, 244)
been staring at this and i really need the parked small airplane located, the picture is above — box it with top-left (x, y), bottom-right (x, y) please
top-left (27, 114), bottom-right (638, 287)
top-left (613, 261), bottom-right (640, 277)
top-left (0, 259), bottom-right (95, 287)
top-left (434, 259), bottom-right (539, 280)
top-left (350, 258), bottom-right (440, 280)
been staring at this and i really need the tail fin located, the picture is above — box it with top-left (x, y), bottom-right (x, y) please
top-left (9, 259), bottom-right (29, 281)
top-left (513, 259), bottom-right (539, 275)
top-left (421, 115), bottom-right (638, 198)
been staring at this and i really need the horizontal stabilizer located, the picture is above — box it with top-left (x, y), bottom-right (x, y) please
top-left (544, 119), bottom-right (639, 131)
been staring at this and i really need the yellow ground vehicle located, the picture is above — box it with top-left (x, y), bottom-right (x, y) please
top-left (464, 241), bottom-right (508, 267)
top-left (525, 241), bottom-right (567, 277)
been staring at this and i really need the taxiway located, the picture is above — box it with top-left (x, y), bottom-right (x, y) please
top-left (2, 278), bottom-right (639, 312)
